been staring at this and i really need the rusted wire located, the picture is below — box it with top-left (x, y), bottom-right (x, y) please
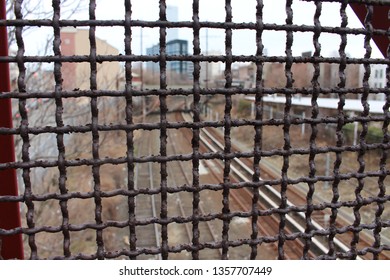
top-left (0, 0), bottom-right (390, 260)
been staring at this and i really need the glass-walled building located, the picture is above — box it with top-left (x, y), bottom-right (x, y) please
top-left (166, 40), bottom-right (193, 77)
top-left (146, 39), bottom-right (193, 80)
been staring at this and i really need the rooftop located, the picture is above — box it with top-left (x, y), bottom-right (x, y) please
top-left (246, 96), bottom-right (387, 114)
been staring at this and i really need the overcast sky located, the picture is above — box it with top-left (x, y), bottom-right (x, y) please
top-left (92, 0), bottom-right (383, 58)
top-left (25, 0), bottom-right (383, 59)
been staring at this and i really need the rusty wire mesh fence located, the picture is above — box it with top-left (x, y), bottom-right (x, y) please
top-left (1, 0), bottom-right (390, 260)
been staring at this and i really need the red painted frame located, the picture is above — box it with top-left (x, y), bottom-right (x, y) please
top-left (0, 0), bottom-right (24, 260)
top-left (350, 3), bottom-right (389, 57)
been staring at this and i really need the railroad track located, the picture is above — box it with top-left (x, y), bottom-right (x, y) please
top-left (197, 126), bottom-right (315, 259)
top-left (127, 106), bottom-right (388, 259)
top-left (176, 112), bottom-right (300, 259)
top-left (166, 128), bottom-right (222, 259)
top-left (198, 120), bottom-right (390, 259)
top-left (132, 127), bottom-right (161, 260)
top-left (129, 109), bottom-right (222, 260)
top-left (180, 111), bottom-right (372, 259)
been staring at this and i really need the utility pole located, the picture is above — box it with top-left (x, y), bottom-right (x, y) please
top-left (205, 28), bottom-right (209, 88)
top-left (201, 28), bottom-right (220, 117)
top-left (140, 27), bottom-right (144, 91)
top-left (139, 27), bottom-right (146, 122)
top-left (202, 28), bottom-right (219, 88)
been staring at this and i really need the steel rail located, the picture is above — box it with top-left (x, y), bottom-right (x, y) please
top-left (194, 114), bottom-right (364, 259)
top-left (132, 130), bottom-right (161, 260)
top-left (167, 129), bottom-right (222, 257)
top-left (148, 160), bottom-right (162, 259)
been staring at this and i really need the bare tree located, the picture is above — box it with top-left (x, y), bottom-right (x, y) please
top-left (6, 0), bottom-right (85, 47)
top-left (5, 1), bottom-right (151, 258)
top-left (5, 0), bottom-right (104, 258)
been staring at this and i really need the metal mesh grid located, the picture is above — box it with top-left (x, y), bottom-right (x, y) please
top-left (0, 0), bottom-right (390, 260)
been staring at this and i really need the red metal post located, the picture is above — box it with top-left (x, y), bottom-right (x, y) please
top-left (0, 0), bottom-right (24, 259)
top-left (350, 3), bottom-right (390, 57)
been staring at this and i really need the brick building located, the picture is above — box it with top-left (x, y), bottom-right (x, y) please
top-left (60, 28), bottom-right (124, 91)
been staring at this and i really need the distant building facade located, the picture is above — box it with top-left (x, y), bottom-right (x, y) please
top-left (167, 39), bottom-right (192, 76)
top-left (364, 64), bottom-right (386, 101)
top-left (60, 28), bottom-right (123, 91)
top-left (146, 39), bottom-right (193, 80)
top-left (144, 5), bottom-right (195, 84)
